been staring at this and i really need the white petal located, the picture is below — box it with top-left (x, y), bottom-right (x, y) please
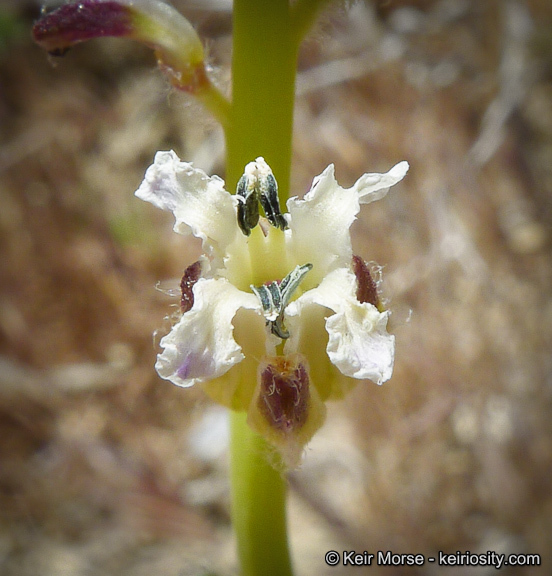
top-left (286, 165), bottom-right (358, 284)
top-left (288, 268), bottom-right (395, 385)
top-left (325, 304), bottom-right (394, 385)
top-left (135, 150), bottom-right (241, 262)
top-left (354, 160), bottom-right (409, 205)
top-left (155, 278), bottom-right (259, 387)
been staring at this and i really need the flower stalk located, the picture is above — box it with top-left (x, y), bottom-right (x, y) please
top-left (230, 412), bottom-right (293, 576)
top-left (226, 0), bottom-right (298, 202)
top-left (226, 2), bottom-right (297, 574)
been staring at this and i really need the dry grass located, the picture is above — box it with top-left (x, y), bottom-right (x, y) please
top-left (0, 1), bottom-right (551, 574)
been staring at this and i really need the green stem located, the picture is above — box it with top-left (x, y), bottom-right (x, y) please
top-left (225, 1), bottom-right (342, 573)
top-left (226, 0), bottom-right (298, 204)
top-left (230, 411), bottom-right (293, 576)
top-left (226, 2), bottom-right (298, 575)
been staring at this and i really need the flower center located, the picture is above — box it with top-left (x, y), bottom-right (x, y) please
top-left (234, 159), bottom-right (314, 340)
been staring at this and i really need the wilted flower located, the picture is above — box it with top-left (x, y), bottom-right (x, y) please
top-left (136, 152), bottom-right (408, 466)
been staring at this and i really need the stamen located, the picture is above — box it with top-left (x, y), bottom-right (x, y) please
top-left (251, 263), bottom-right (313, 339)
top-left (258, 170), bottom-right (287, 231)
top-left (250, 284), bottom-right (280, 322)
top-left (267, 282), bottom-right (282, 316)
top-left (236, 173), bottom-right (260, 236)
top-left (236, 158), bottom-right (288, 235)
top-left (270, 314), bottom-right (290, 340)
top-left (279, 263), bottom-right (312, 306)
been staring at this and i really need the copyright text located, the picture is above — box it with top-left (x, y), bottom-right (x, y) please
top-left (324, 550), bottom-right (541, 568)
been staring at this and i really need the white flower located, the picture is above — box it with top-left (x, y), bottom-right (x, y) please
top-left (136, 151), bottom-right (408, 465)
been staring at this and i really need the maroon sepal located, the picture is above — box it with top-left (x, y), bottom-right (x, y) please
top-left (180, 260), bottom-right (202, 313)
top-left (258, 357), bottom-right (310, 434)
top-left (33, 1), bottom-right (134, 56)
top-left (352, 254), bottom-right (380, 308)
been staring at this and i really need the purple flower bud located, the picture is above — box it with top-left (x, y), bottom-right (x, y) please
top-left (33, 1), bottom-right (133, 55)
top-left (32, 0), bottom-right (205, 91)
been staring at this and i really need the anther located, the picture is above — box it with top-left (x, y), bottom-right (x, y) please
top-left (251, 263), bottom-right (313, 339)
top-left (258, 170), bottom-right (287, 231)
top-left (236, 172), bottom-right (260, 236)
top-left (236, 158), bottom-right (288, 235)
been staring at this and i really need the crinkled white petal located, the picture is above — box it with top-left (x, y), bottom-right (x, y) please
top-left (287, 268), bottom-right (394, 385)
top-left (155, 277), bottom-right (259, 387)
top-left (286, 162), bottom-right (408, 285)
top-left (286, 165), bottom-right (358, 284)
top-left (325, 304), bottom-right (394, 385)
top-left (354, 161), bottom-right (409, 205)
top-left (135, 150), bottom-right (241, 263)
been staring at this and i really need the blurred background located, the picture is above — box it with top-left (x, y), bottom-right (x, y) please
top-left (0, 0), bottom-right (551, 574)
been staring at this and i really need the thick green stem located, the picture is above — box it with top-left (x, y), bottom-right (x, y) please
top-left (230, 412), bottom-right (293, 576)
top-left (226, 2), bottom-right (298, 575)
top-left (226, 0), bottom-right (298, 203)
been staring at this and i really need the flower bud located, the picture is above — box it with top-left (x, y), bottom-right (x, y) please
top-left (33, 0), bottom-right (206, 92)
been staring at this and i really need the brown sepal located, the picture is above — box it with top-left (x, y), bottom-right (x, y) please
top-left (352, 255), bottom-right (379, 308)
top-left (180, 260), bottom-right (202, 313)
